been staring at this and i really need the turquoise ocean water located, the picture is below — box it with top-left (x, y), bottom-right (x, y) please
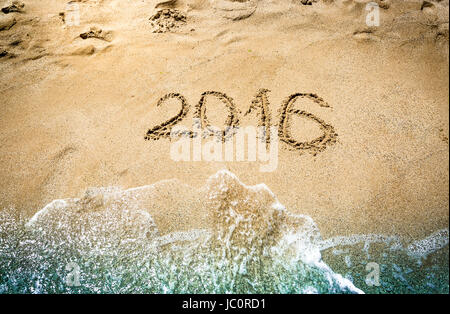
top-left (0, 171), bottom-right (448, 294)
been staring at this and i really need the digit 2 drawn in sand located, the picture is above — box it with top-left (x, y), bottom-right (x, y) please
top-left (145, 90), bottom-right (338, 154)
top-left (145, 93), bottom-right (190, 140)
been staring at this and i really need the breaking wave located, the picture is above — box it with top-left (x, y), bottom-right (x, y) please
top-left (0, 170), bottom-right (448, 293)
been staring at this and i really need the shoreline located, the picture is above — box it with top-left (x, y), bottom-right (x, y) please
top-left (1, 0), bottom-right (449, 241)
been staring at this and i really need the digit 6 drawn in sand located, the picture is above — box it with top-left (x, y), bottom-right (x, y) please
top-left (278, 93), bottom-right (337, 155)
top-left (145, 93), bottom-right (190, 140)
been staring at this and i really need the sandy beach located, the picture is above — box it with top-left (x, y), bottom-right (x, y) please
top-left (0, 0), bottom-right (449, 293)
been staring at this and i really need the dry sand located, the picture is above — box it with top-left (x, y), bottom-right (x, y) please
top-left (0, 0), bottom-right (448, 239)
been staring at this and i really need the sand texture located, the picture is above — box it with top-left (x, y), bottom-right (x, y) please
top-left (0, 0), bottom-right (449, 241)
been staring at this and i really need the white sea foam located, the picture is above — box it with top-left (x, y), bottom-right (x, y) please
top-left (2, 170), bottom-right (448, 293)
top-left (319, 234), bottom-right (402, 252)
top-left (407, 228), bottom-right (449, 259)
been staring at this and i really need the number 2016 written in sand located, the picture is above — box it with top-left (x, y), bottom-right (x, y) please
top-left (145, 89), bottom-right (338, 155)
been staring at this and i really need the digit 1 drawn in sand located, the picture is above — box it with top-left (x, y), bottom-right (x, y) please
top-left (278, 93), bottom-right (337, 155)
top-left (194, 91), bottom-right (240, 141)
top-left (245, 88), bottom-right (272, 144)
top-left (145, 93), bottom-right (191, 140)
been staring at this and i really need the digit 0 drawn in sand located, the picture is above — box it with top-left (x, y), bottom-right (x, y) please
top-left (145, 93), bottom-right (190, 140)
top-left (245, 89), bottom-right (272, 143)
top-left (278, 93), bottom-right (337, 155)
top-left (194, 91), bottom-right (240, 141)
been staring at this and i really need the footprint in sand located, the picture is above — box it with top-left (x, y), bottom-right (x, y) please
top-left (353, 28), bottom-right (380, 42)
top-left (79, 27), bottom-right (113, 42)
top-left (69, 27), bottom-right (113, 56)
top-left (71, 45), bottom-right (96, 56)
top-left (1, 0), bottom-right (24, 14)
top-left (0, 14), bottom-right (16, 31)
top-left (0, 49), bottom-right (9, 58)
top-left (300, 0), bottom-right (317, 5)
top-left (149, 9), bottom-right (187, 33)
top-left (439, 128), bottom-right (449, 144)
top-left (211, 0), bottom-right (258, 21)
